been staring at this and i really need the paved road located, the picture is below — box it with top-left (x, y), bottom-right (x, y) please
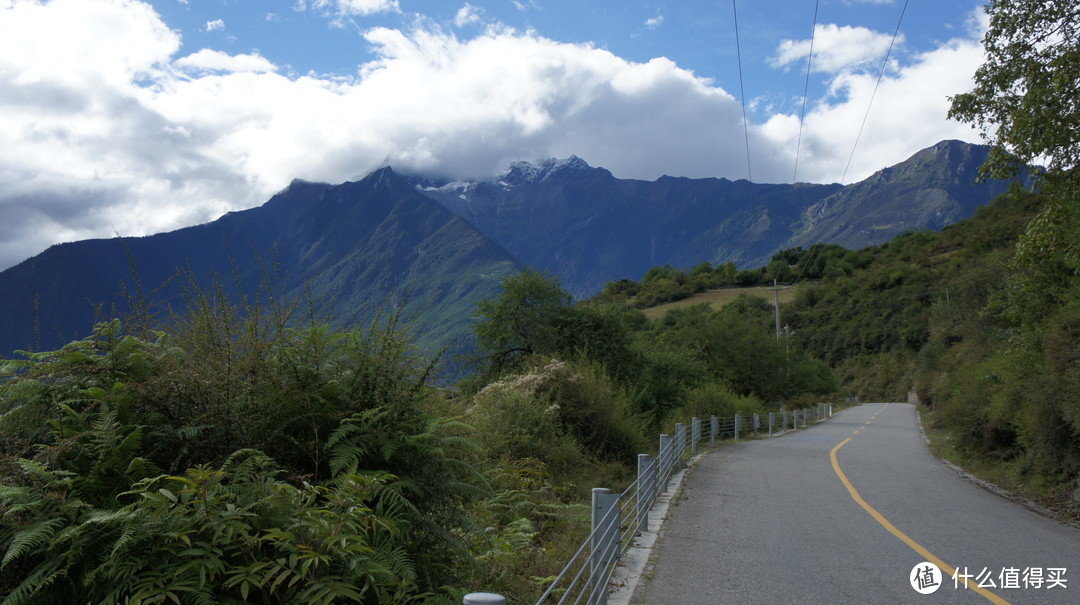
top-left (629, 403), bottom-right (1080, 604)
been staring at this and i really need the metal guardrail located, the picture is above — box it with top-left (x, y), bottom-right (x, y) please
top-left (463, 404), bottom-right (835, 605)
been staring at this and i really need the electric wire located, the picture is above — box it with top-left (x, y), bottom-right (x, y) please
top-left (792, 0), bottom-right (820, 185)
top-left (731, 0), bottom-right (754, 194)
top-left (793, 0), bottom-right (909, 287)
top-left (839, 0), bottom-right (910, 186)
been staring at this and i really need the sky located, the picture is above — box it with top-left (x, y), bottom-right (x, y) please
top-left (0, 0), bottom-right (992, 271)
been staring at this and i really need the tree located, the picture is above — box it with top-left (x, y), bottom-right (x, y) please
top-left (948, 0), bottom-right (1080, 177)
top-left (943, 1), bottom-right (1080, 483)
top-left (949, 0), bottom-right (1079, 325)
top-left (947, 0), bottom-right (1079, 262)
top-left (473, 269), bottom-right (573, 377)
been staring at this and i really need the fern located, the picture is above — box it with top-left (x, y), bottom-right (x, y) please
top-left (0, 561), bottom-right (65, 605)
top-left (0, 518), bottom-right (65, 570)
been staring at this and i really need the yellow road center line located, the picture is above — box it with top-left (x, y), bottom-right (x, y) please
top-left (830, 438), bottom-right (1010, 605)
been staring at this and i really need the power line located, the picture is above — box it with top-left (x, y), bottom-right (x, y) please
top-left (839, 0), bottom-right (910, 185)
top-left (792, 0), bottom-right (820, 185)
top-left (793, 0), bottom-right (908, 287)
top-left (731, 0), bottom-right (754, 191)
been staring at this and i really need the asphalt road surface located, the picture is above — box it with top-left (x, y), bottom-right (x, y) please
top-left (629, 403), bottom-right (1080, 604)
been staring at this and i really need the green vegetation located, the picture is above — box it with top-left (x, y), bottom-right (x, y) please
top-left (473, 269), bottom-right (836, 428)
top-left (0, 260), bottom-right (838, 602)
top-left (591, 245), bottom-right (873, 311)
top-left (0, 302), bottom-right (485, 604)
top-left (638, 286), bottom-right (797, 320)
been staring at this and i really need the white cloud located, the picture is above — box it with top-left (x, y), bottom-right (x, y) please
top-left (338, 0), bottom-right (399, 15)
top-left (0, 0), bottom-right (987, 271)
top-left (771, 24), bottom-right (901, 74)
top-left (297, 0), bottom-right (399, 17)
top-left (205, 18), bottom-right (224, 32)
top-left (175, 49), bottom-right (278, 73)
top-left (644, 15), bottom-right (663, 29)
top-left (763, 34), bottom-right (985, 184)
top-left (454, 3), bottom-right (483, 27)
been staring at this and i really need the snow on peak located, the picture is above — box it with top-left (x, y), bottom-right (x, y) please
top-left (501, 155), bottom-right (592, 185)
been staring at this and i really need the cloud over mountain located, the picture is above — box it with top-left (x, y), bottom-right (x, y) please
top-left (0, 0), bottom-right (985, 271)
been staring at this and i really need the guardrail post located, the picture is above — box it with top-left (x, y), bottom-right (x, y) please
top-left (636, 454), bottom-right (655, 534)
top-left (782, 410), bottom-right (788, 432)
top-left (674, 423), bottom-right (685, 469)
top-left (829, 403), bottom-right (833, 417)
top-left (658, 434), bottom-right (671, 492)
top-left (804, 408), bottom-right (809, 427)
top-left (734, 414), bottom-right (741, 441)
top-left (752, 413), bottom-right (760, 438)
top-left (590, 488), bottom-right (620, 605)
top-left (768, 412), bottom-right (774, 437)
top-left (710, 415), bottom-right (718, 446)
top-left (463, 594), bottom-right (505, 605)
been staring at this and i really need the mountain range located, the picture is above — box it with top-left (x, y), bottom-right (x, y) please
top-left (0, 169), bottom-right (517, 357)
top-left (0, 139), bottom-right (1024, 357)
top-left (410, 140), bottom-right (1020, 295)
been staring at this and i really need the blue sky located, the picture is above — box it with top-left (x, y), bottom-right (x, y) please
top-left (0, 0), bottom-right (990, 270)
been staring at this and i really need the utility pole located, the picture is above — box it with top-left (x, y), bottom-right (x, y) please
top-left (767, 278), bottom-right (791, 339)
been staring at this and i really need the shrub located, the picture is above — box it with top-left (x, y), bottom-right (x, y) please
top-left (676, 382), bottom-right (765, 419)
top-left (471, 358), bottom-right (646, 467)
top-left (0, 450), bottom-right (423, 604)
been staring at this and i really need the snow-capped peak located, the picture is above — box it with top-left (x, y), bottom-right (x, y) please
top-left (500, 155), bottom-right (592, 185)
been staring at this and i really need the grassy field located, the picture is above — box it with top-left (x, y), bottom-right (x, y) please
top-left (641, 286), bottom-right (799, 320)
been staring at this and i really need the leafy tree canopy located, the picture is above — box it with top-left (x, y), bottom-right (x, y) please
top-left (949, 0), bottom-right (1080, 177)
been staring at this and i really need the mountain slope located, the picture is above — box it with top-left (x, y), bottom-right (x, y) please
top-left (410, 141), bottom-right (1021, 296)
top-left (0, 168), bottom-right (519, 357)
top-left (784, 140), bottom-right (1025, 250)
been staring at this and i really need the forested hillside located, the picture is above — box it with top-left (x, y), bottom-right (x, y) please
top-left (786, 182), bottom-right (1079, 513)
top-left (593, 177), bottom-right (1078, 515)
top-left (586, 173), bottom-right (1078, 514)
